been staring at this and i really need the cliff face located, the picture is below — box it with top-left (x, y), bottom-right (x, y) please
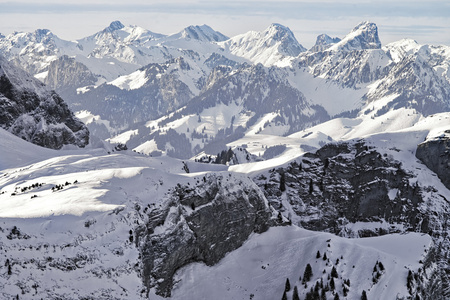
top-left (416, 133), bottom-right (450, 190)
top-left (135, 173), bottom-right (278, 297)
top-left (256, 141), bottom-right (442, 237)
top-left (0, 57), bottom-right (89, 149)
top-left (44, 55), bottom-right (97, 93)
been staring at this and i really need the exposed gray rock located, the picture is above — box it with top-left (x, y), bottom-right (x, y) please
top-left (333, 21), bottom-right (381, 51)
top-left (416, 134), bottom-right (450, 189)
top-left (204, 52), bottom-right (239, 69)
top-left (44, 55), bottom-right (97, 93)
top-left (310, 34), bottom-right (341, 52)
top-left (0, 56), bottom-right (89, 149)
top-left (136, 173), bottom-right (279, 297)
top-left (256, 141), bottom-right (441, 236)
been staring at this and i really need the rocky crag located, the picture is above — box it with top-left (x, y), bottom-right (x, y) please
top-left (0, 57), bottom-right (89, 149)
top-left (135, 173), bottom-right (280, 297)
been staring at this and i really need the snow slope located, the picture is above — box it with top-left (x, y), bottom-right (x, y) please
top-left (172, 226), bottom-right (430, 300)
top-left (0, 128), bottom-right (56, 169)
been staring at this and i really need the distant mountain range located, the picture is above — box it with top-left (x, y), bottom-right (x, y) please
top-left (1, 20), bottom-right (449, 156)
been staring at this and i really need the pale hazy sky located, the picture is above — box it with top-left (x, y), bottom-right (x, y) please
top-left (0, 0), bottom-right (449, 48)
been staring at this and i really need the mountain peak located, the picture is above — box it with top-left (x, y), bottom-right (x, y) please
top-left (221, 23), bottom-right (306, 66)
top-left (310, 34), bottom-right (341, 52)
top-left (315, 34), bottom-right (341, 46)
top-left (264, 23), bottom-right (306, 56)
top-left (106, 21), bottom-right (125, 32)
top-left (268, 23), bottom-right (288, 31)
top-left (329, 21), bottom-right (381, 51)
top-left (266, 23), bottom-right (293, 38)
top-left (181, 25), bottom-right (228, 42)
top-left (34, 29), bottom-right (52, 36)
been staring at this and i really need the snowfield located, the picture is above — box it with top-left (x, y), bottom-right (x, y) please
top-left (172, 226), bottom-right (431, 300)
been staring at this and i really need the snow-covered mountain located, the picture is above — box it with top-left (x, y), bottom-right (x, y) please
top-left (108, 22), bottom-right (450, 160)
top-left (166, 24), bottom-right (228, 43)
top-left (328, 21), bottom-right (381, 52)
top-left (1, 20), bottom-right (450, 299)
top-left (219, 23), bottom-right (307, 67)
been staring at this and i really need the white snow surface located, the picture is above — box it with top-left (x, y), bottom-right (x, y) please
top-left (109, 69), bottom-right (148, 90)
top-left (172, 226), bottom-right (431, 300)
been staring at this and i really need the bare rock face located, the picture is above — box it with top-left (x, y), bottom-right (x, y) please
top-left (0, 56), bottom-right (89, 149)
top-left (310, 34), bottom-right (341, 52)
top-left (416, 133), bottom-right (450, 190)
top-left (44, 55), bottom-right (97, 93)
top-left (256, 141), bottom-right (436, 236)
top-left (135, 173), bottom-right (278, 297)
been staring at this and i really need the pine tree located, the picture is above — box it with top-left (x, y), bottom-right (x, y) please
top-left (321, 289), bottom-right (327, 300)
top-left (316, 250), bottom-right (321, 259)
top-left (279, 172), bottom-right (286, 192)
top-left (324, 158), bottom-right (329, 169)
top-left (285, 278), bottom-right (291, 292)
top-left (343, 286), bottom-right (349, 297)
top-left (302, 264), bottom-right (313, 283)
top-left (361, 290), bottom-right (368, 300)
top-left (331, 266), bottom-right (338, 278)
top-left (323, 253), bottom-right (327, 260)
top-left (282, 290), bottom-right (288, 300)
top-left (330, 277), bottom-right (335, 290)
top-left (313, 282), bottom-right (320, 299)
top-left (293, 286), bottom-right (300, 300)
top-left (334, 293), bottom-right (340, 300)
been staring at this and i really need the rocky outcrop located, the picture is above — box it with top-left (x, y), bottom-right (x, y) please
top-left (44, 55), bottom-right (97, 93)
top-left (416, 133), bottom-right (450, 189)
top-left (0, 56), bottom-right (89, 149)
top-left (310, 34), bottom-right (341, 52)
top-left (256, 141), bottom-right (434, 236)
top-left (136, 173), bottom-right (278, 297)
top-left (330, 21), bottom-right (381, 51)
